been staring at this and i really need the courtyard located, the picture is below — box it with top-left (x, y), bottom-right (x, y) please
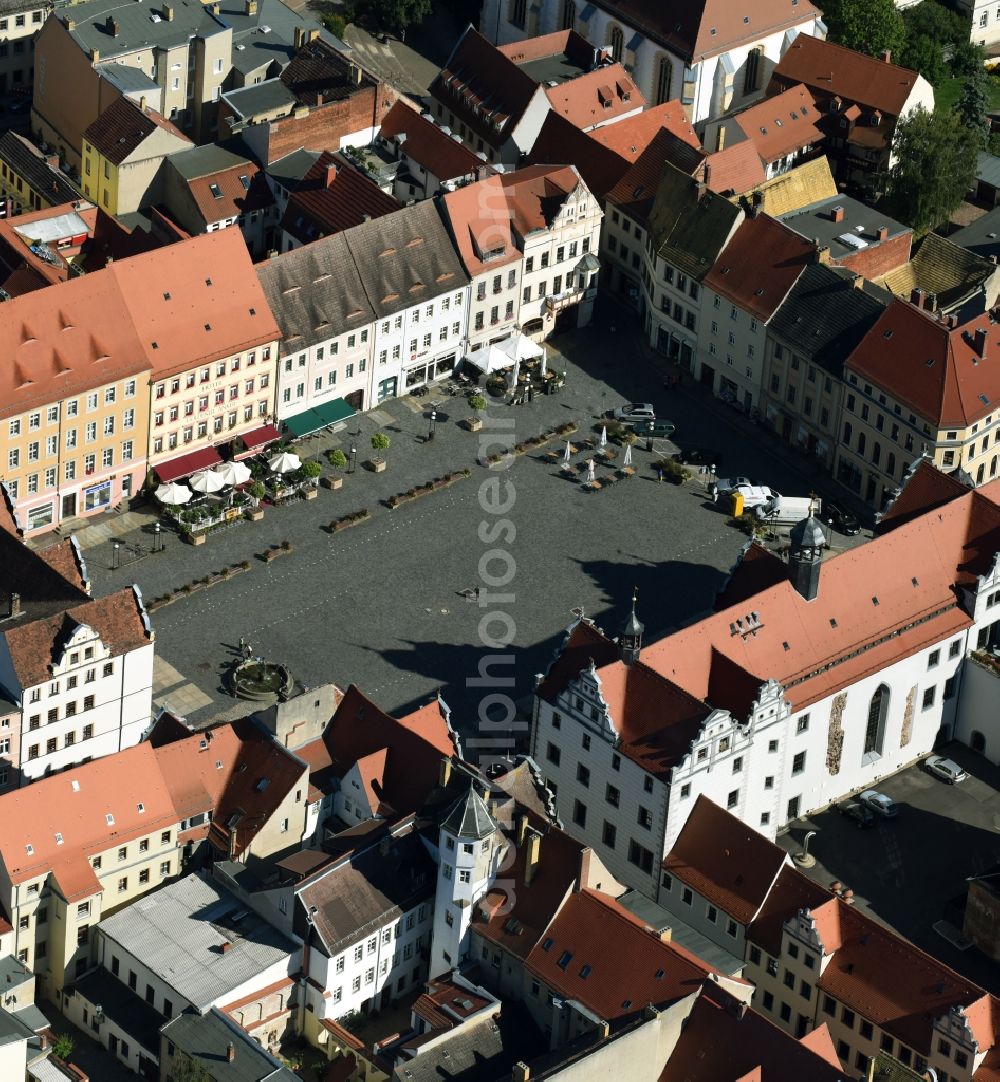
top-left (85, 311), bottom-right (869, 735)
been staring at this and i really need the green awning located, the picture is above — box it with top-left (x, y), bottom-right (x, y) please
top-left (283, 409), bottom-right (325, 438)
top-left (313, 398), bottom-right (356, 427)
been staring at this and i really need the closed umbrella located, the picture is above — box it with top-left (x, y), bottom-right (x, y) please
top-left (623, 442), bottom-right (633, 467)
top-left (214, 460), bottom-right (252, 486)
top-left (563, 441), bottom-right (572, 464)
top-left (156, 482), bottom-right (192, 506)
top-left (189, 470), bottom-right (226, 494)
top-left (585, 459), bottom-right (596, 485)
top-left (599, 426), bottom-right (608, 449)
top-left (268, 451), bottom-right (301, 474)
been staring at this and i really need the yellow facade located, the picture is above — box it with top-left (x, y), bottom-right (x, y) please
top-left (80, 137), bottom-right (119, 214)
top-left (0, 370), bottom-right (151, 532)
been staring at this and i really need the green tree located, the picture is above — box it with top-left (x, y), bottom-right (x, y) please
top-left (899, 32), bottom-right (947, 87)
top-left (327, 448), bottom-right (348, 470)
top-left (367, 0), bottom-right (431, 34)
top-left (887, 106), bottom-right (979, 231)
top-left (167, 1057), bottom-right (212, 1082)
top-left (957, 60), bottom-right (990, 147)
top-left (51, 1034), bottom-right (74, 1061)
top-left (822, 0), bottom-right (905, 59)
top-left (468, 394), bottom-right (487, 413)
top-left (300, 459), bottom-right (323, 479)
top-left (371, 432), bottom-right (390, 462)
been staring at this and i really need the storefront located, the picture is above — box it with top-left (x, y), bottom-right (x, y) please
top-left (403, 353), bottom-right (457, 391)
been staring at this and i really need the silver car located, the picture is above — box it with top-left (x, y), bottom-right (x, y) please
top-left (924, 755), bottom-right (968, 784)
top-left (860, 790), bottom-right (898, 818)
top-left (616, 403), bottom-right (656, 424)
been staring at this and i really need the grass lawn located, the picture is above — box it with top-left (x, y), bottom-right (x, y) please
top-left (936, 74), bottom-right (1000, 113)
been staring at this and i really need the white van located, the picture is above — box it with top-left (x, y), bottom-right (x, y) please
top-left (754, 495), bottom-right (822, 525)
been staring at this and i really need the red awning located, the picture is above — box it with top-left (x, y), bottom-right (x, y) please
top-left (153, 446), bottom-right (222, 483)
top-left (234, 423), bottom-right (281, 459)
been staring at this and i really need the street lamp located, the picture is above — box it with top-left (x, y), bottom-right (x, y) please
top-left (112, 541), bottom-right (120, 570)
top-left (645, 422), bottom-right (654, 454)
top-left (428, 409), bottom-right (437, 442)
top-left (349, 445), bottom-right (357, 474)
top-left (153, 522), bottom-right (162, 553)
top-left (710, 463), bottom-right (717, 485)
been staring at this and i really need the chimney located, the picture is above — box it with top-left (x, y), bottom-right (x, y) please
top-left (815, 245), bottom-right (830, 265)
top-left (90, 47), bottom-right (100, 61)
top-left (324, 162), bottom-right (337, 188)
top-left (106, 14), bottom-right (119, 36)
top-left (974, 326), bottom-right (988, 358)
top-left (294, 25), bottom-right (305, 48)
top-left (517, 814), bottom-right (530, 846)
top-left (439, 758), bottom-right (452, 788)
top-left (245, 0), bottom-right (257, 14)
top-left (524, 831), bottom-right (541, 886)
top-left (512, 1064), bottom-right (531, 1082)
top-left (65, 18), bottom-right (75, 29)
top-left (163, 3), bottom-right (174, 19)
top-left (911, 287), bottom-right (927, 309)
top-left (703, 162), bottom-right (711, 190)
top-left (649, 924), bottom-right (672, 943)
top-left (876, 225), bottom-right (888, 242)
top-left (45, 152), bottom-right (59, 169)
top-left (852, 273), bottom-right (864, 290)
top-left (139, 95), bottom-right (147, 112)
top-left (831, 205), bottom-right (845, 223)
top-left (8, 593), bottom-right (21, 618)
top-left (220, 941), bottom-right (232, 954)
top-left (227, 1042), bottom-right (236, 1063)
top-left (881, 49), bottom-right (892, 63)
top-left (715, 125), bottom-right (726, 152)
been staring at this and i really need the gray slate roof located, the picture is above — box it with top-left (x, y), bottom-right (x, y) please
top-left (167, 140), bottom-right (254, 180)
top-left (97, 873), bottom-right (296, 1011)
top-left (647, 162), bottom-right (741, 281)
top-left (63, 0), bottom-right (222, 60)
top-left (342, 200), bottom-right (470, 320)
top-left (97, 62), bottom-right (161, 95)
top-left (69, 968), bottom-right (164, 1055)
top-left (162, 1008), bottom-right (298, 1081)
top-left (441, 786), bottom-right (496, 840)
top-left (951, 205), bottom-right (1000, 263)
top-left (767, 264), bottom-right (888, 376)
top-left (779, 193), bottom-right (909, 255)
top-left (297, 830), bottom-right (435, 955)
top-left (222, 78), bottom-right (297, 120)
top-left (257, 232), bottom-right (377, 351)
top-left (0, 132), bottom-right (80, 205)
top-left (266, 148), bottom-right (320, 193)
top-left (220, 0), bottom-right (324, 77)
top-left (977, 151), bottom-right (1000, 191)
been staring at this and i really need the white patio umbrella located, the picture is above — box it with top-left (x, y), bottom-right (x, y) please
top-left (623, 442), bottom-right (633, 467)
top-left (599, 425), bottom-right (608, 449)
top-left (268, 451), bottom-right (301, 474)
top-left (563, 441), bottom-right (572, 464)
top-left (214, 460), bottom-right (252, 486)
top-left (585, 459), bottom-right (596, 484)
top-left (189, 469), bottom-right (226, 494)
top-left (155, 481), bottom-right (192, 506)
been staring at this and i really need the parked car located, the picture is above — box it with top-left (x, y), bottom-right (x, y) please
top-left (824, 500), bottom-right (861, 536)
top-left (673, 447), bottom-right (723, 468)
top-left (859, 790), bottom-right (898, 818)
top-left (649, 420), bottom-right (676, 438)
top-left (923, 755), bottom-right (968, 784)
top-left (710, 476), bottom-right (754, 499)
top-left (754, 496), bottom-right (823, 526)
top-left (837, 800), bottom-right (876, 828)
top-left (616, 403), bottom-right (656, 425)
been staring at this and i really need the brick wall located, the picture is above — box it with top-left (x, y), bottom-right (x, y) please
top-left (833, 230), bottom-right (911, 280)
top-left (227, 82), bottom-right (399, 165)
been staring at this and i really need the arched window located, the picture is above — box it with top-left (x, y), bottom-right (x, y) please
top-left (864, 685), bottom-right (890, 759)
top-left (561, 0), bottom-right (576, 29)
top-left (991, 454), bottom-right (998, 478)
top-left (609, 26), bottom-right (624, 63)
top-left (872, 441), bottom-right (881, 466)
top-left (744, 46), bottom-right (763, 95)
top-left (886, 452), bottom-right (896, 477)
top-left (655, 56), bottom-right (673, 105)
top-left (509, 0), bottom-right (526, 29)
top-left (978, 462), bottom-right (986, 485)
top-left (972, 730), bottom-right (986, 754)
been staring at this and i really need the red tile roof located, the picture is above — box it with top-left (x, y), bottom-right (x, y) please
top-left (183, 162), bottom-right (272, 227)
top-left (353, 748), bottom-right (387, 813)
top-left (606, 126), bottom-right (703, 219)
top-left (84, 97), bottom-right (191, 165)
top-left (380, 101), bottom-right (485, 183)
top-left (499, 164), bottom-right (586, 237)
top-left (662, 796), bottom-right (788, 924)
top-left (475, 813), bottom-right (587, 961)
top-left (660, 984), bottom-right (845, 1081)
top-left (704, 214), bottom-right (813, 320)
top-left (526, 889), bottom-right (717, 1020)
top-left (703, 140), bottom-right (767, 195)
top-left (440, 174), bottom-right (519, 278)
top-left (770, 35), bottom-right (922, 118)
top-left (747, 865), bottom-right (831, 957)
top-left (527, 113), bottom-right (628, 200)
top-left (876, 459), bottom-right (971, 536)
top-left (847, 301), bottom-right (1000, 428)
top-left (543, 65), bottom-right (643, 130)
top-left (110, 228), bottom-right (281, 378)
top-left (713, 542), bottom-right (790, 613)
top-left (733, 83), bottom-right (824, 164)
top-left (321, 686), bottom-right (457, 817)
top-left (812, 897), bottom-right (987, 1054)
top-left (4, 588), bottom-right (150, 690)
top-left (591, 100), bottom-right (699, 159)
top-left (281, 151), bottom-right (400, 245)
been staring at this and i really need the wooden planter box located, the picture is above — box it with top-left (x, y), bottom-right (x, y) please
top-left (368, 459), bottom-right (387, 473)
top-left (246, 509), bottom-right (264, 522)
top-left (464, 417), bottom-right (484, 432)
top-left (321, 475), bottom-right (344, 490)
top-left (304, 488), bottom-right (318, 500)
top-left (186, 532), bottom-right (207, 546)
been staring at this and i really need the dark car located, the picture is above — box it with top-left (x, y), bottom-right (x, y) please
top-left (824, 500), bottom-right (860, 535)
top-left (837, 800), bottom-right (876, 828)
top-left (672, 447), bottom-right (723, 468)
